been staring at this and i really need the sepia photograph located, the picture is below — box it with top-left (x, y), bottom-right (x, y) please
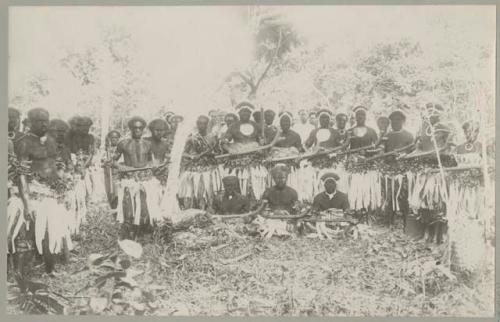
top-left (6, 4), bottom-right (496, 317)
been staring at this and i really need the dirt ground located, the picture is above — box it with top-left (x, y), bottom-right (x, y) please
top-left (7, 198), bottom-right (494, 317)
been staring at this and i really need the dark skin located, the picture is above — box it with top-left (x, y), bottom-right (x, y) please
top-left (391, 116), bottom-right (405, 132)
top-left (355, 110), bottom-right (366, 127)
top-left (8, 113), bottom-right (20, 133)
top-left (324, 180), bottom-right (337, 194)
top-left (224, 180), bottom-right (239, 197)
top-left (13, 113), bottom-right (60, 277)
top-left (66, 122), bottom-right (95, 168)
top-left (264, 112), bottom-right (275, 126)
top-left (319, 114), bottom-right (331, 129)
top-left (147, 124), bottom-right (170, 163)
top-left (377, 118), bottom-right (390, 134)
top-left (274, 172), bottom-right (287, 190)
top-left (225, 115), bottom-right (237, 128)
top-left (114, 121), bottom-right (153, 169)
top-left (108, 133), bottom-right (121, 147)
top-left (336, 116), bottom-right (347, 130)
top-left (239, 109), bottom-right (252, 123)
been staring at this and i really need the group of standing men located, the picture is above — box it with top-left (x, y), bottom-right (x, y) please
top-left (7, 100), bottom-right (485, 277)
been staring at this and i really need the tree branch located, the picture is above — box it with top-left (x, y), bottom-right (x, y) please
top-left (252, 28), bottom-right (283, 96)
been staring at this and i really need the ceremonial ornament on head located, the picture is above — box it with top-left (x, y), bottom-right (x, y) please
top-left (317, 108), bottom-right (333, 120)
top-left (279, 111), bottom-right (293, 122)
top-left (235, 101), bottom-right (255, 113)
top-left (271, 163), bottom-right (289, 177)
top-left (321, 172), bottom-right (340, 184)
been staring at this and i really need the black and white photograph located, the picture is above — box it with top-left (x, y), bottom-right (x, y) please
top-left (6, 4), bottom-right (496, 317)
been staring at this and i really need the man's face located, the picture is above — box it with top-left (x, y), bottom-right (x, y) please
top-left (197, 118), bottom-right (209, 134)
top-left (75, 123), bottom-right (90, 135)
top-left (151, 126), bottom-right (166, 140)
top-left (239, 109), bottom-right (252, 122)
top-left (336, 116), bottom-right (347, 130)
top-left (390, 117), bottom-right (404, 131)
top-left (264, 113), bottom-right (275, 126)
top-left (324, 180), bottom-right (337, 194)
top-left (309, 115), bottom-right (317, 126)
top-left (274, 172), bottom-right (288, 189)
top-left (299, 112), bottom-right (307, 123)
top-left (280, 117), bottom-right (291, 132)
top-left (355, 111), bottom-right (366, 126)
top-left (319, 114), bottom-right (330, 128)
top-left (130, 121), bottom-right (145, 139)
top-left (377, 119), bottom-right (390, 132)
top-left (253, 112), bottom-right (261, 123)
top-left (109, 133), bottom-right (120, 146)
top-left (225, 115), bottom-right (236, 127)
top-left (8, 115), bottom-right (20, 132)
top-left (30, 115), bottom-right (49, 137)
top-left (224, 181), bottom-right (239, 195)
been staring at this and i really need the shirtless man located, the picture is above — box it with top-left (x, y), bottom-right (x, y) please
top-left (145, 119), bottom-right (170, 164)
top-left (222, 102), bottom-right (262, 147)
top-left (347, 106), bottom-right (378, 150)
top-left (65, 116), bottom-right (95, 169)
top-left (48, 119), bottom-right (72, 171)
top-left (212, 176), bottom-right (250, 214)
top-left (15, 108), bottom-right (73, 276)
top-left (112, 116), bottom-right (154, 240)
top-left (385, 111), bottom-right (414, 153)
top-left (261, 164), bottom-right (299, 214)
top-left (305, 109), bottom-right (342, 150)
top-left (113, 116), bottom-right (153, 170)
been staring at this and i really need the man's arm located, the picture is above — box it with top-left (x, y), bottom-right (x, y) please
top-left (14, 140), bottom-right (34, 221)
top-left (304, 129), bottom-right (316, 149)
top-left (294, 133), bottom-right (305, 153)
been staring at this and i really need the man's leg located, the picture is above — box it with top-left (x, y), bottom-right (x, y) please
top-left (42, 229), bottom-right (55, 274)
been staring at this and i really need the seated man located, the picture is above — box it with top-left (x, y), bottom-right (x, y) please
top-left (145, 119), bottom-right (170, 163)
top-left (212, 176), bottom-right (250, 214)
top-left (312, 172), bottom-right (349, 213)
top-left (305, 109), bottom-right (342, 150)
top-left (261, 164), bottom-right (299, 214)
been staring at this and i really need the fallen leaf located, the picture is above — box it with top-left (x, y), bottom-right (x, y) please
top-left (118, 240), bottom-right (143, 259)
top-left (89, 297), bottom-right (108, 313)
